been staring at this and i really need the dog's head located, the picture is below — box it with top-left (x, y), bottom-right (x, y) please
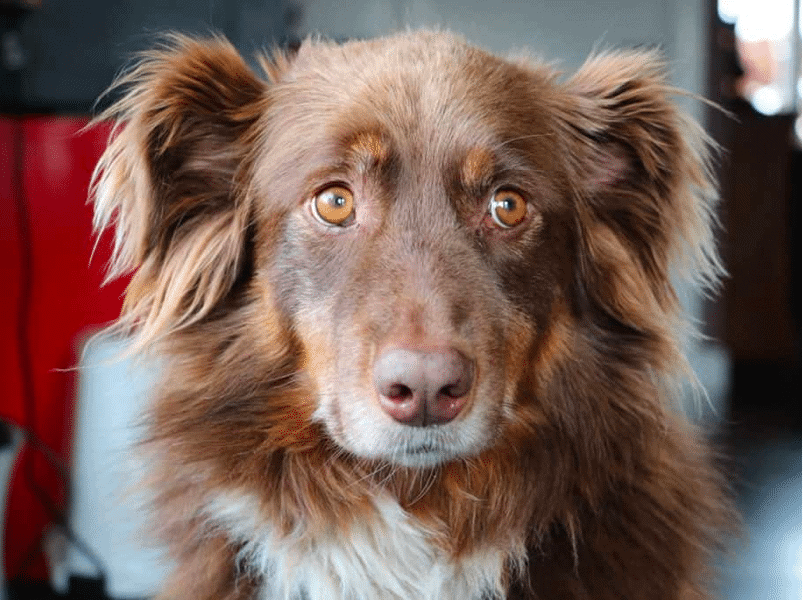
top-left (95, 31), bottom-right (719, 469)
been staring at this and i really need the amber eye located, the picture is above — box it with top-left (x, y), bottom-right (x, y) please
top-left (312, 185), bottom-right (355, 226)
top-left (489, 189), bottom-right (527, 228)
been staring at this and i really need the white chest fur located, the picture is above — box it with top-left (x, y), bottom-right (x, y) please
top-left (206, 492), bottom-right (509, 600)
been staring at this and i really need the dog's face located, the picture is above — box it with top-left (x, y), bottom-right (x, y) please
top-left (95, 31), bottom-right (717, 470)
top-left (253, 37), bottom-right (575, 466)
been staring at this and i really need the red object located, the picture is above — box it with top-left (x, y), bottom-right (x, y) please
top-left (0, 116), bottom-right (128, 581)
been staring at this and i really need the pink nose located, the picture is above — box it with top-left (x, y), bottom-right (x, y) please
top-left (373, 347), bottom-right (474, 426)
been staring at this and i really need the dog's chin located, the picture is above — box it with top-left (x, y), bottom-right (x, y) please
top-left (352, 442), bottom-right (471, 469)
top-left (321, 413), bottom-right (492, 469)
top-left (380, 444), bottom-right (464, 469)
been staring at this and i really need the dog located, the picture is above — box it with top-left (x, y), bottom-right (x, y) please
top-left (92, 30), bottom-right (732, 600)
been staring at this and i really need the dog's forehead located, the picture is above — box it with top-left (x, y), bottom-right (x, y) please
top-left (258, 32), bottom-right (558, 206)
top-left (277, 35), bottom-right (507, 137)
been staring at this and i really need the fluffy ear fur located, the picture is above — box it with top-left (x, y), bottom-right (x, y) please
top-left (556, 51), bottom-right (722, 354)
top-left (92, 35), bottom-right (269, 348)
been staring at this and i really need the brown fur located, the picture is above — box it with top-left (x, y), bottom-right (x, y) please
top-left (93, 31), bottom-right (732, 599)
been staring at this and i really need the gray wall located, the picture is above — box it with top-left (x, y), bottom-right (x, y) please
top-left (297, 0), bottom-right (671, 70)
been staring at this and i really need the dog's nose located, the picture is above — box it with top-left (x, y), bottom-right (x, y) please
top-left (373, 347), bottom-right (474, 426)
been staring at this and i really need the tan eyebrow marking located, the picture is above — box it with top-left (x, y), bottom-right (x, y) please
top-left (349, 131), bottom-right (390, 171)
top-left (461, 147), bottom-right (495, 190)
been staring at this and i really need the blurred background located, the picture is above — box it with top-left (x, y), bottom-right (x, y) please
top-left (0, 0), bottom-right (799, 598)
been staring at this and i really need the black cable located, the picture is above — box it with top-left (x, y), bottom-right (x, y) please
top-left (10, 116), bottom-right (107, 583)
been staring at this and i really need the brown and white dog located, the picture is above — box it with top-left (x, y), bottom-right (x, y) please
top-left (93, 30), bottom-right (732, 600)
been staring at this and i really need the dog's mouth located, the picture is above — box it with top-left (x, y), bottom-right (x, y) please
top-left (395, 440), bottom-right (454, 466)
top-left (390, 443), bottom-right (458, 468)
top-left (406, 443), bottom-right (441, 454)
top-left (322, 393), bottom-right (494, 468)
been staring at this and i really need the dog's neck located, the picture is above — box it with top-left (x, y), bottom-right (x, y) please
top-left (206, 489), bottom-right (515, 600)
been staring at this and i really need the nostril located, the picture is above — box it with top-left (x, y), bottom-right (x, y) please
top-left (437, 371), bottom-right (472, 399)
top-left (438, 383), bottom-right (460, 398)
top-left (387, 383), bottom-right (413, 401)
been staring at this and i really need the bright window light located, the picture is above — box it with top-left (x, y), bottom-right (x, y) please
top-left (719, 0), bottom-right (796, 41)
top-left (719, 0), bottom-right (800, 116)
top-left (751, 85), bottom-right (785, 115)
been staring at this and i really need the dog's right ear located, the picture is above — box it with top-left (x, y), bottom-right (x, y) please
top-left (93, 35), bottom-right (279, 348)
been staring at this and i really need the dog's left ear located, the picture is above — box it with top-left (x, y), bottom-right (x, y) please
top-left (556, 50), bottom-right (721, 335)
top-left (93, 35), bottom-right (276, 347)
